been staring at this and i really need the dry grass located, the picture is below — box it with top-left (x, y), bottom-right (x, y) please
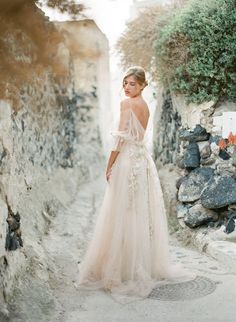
top-left (156, 32), bottom-right (191, 85)
top-left (116, 0), bottom-right (189, 80)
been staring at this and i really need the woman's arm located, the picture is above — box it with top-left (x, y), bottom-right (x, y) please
top-left (106, 100), bottom-right (129, 182)
top-left (105, 150), bottom-right (120, 182)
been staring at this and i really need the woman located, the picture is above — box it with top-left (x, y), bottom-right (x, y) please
top-left (78, 66), bottom-right (194, 303)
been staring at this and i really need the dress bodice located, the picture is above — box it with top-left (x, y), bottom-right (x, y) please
top-left (110, 106), bottom-right (149, 152)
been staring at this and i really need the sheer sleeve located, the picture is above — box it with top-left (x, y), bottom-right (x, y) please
top-left (110, 104), bottom-right (131, 152)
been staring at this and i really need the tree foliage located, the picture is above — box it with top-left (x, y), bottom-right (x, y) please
top-left (155, 0), bottom-right (236, 103)
top-left (117, 0), bottom-right (236, 104)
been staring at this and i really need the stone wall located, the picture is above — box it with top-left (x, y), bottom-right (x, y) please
top-left (0, 4), bottom-right (109, 317)
top-left (152, 88), bottom-right (182, 167)
top-left (153, 86), bottom-right (236, 238)
top-left (55, 20), bottom-right (112, 155)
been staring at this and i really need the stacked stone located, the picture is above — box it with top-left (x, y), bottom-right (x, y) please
top-left (153, 90), bottom-right (182, 165)
top-left (176, 124), bottom-right (236, 230)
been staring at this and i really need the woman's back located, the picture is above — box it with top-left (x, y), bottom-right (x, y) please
top-left (110, 98), bottom-right (150, 151)
top-left (126, 98), bottom-right (150, 130)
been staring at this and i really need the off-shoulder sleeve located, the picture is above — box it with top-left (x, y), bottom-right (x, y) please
top-left (110, 105), bottom-right (131, 152)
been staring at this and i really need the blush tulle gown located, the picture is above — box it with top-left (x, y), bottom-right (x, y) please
top-left (78, 101), bottom-right (195, 303)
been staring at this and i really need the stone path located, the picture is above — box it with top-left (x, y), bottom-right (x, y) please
top-left (4, 174), bottom-right (236, 322)
top-left (45, 174), bottom-right (236, 322)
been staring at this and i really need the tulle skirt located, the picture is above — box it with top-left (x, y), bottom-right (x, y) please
top-left (78, 142), bottom-right (195, 303)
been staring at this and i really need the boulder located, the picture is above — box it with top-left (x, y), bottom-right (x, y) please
top-left (184, 204), bottom-right (218, 228)
top-left (201, 175), bottom-right (236, 209)
top-left (209, 134), bottom-right (221, 144)
top-left (225, 212), bottom-right (236, 234)
top-left (210, 142), bottom-right (220, 156)
top-left (200, 156), bottom-right (216, 166)
top-left (198, 141), bottom-right (211, 159)
top-left (229, 204), bottom-right (236, 211)
top-left (176, 175), bottom-right (188, 189)
top-left (216, 161), bottom-right (236, 178)
top-left (219, 149), bottom-right (231, 160)
top-left (179, 124), bottom-right (210, 142)
top-left (176, 203), bottom-right (190, 219)
top-left (179, 142), bottom-right (200, 169)
top-left (178, 167), bottom-right (215, 202)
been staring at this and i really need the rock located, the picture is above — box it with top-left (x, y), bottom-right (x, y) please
top-left (176, 203), bottom-right (190, 218)
top-left (216, 161), bottom-right (236, 178)
top-left (201, 175), bottom-right (236, 209)
top-left (198, 141), bottom-right (211, 158)
top-left (179, 124), bottom-right (210, 142)
top-left (219, 212), bottom-right (236, 242)
top-left (210, 142), bottom-right (220, 156)
top-left (209, 135), bottom-right (221, 144)
top-left (180, 142), bottom-right (200, 169)
top-left (0, 143), bottom-right (8, 167)
top-left (178, 167), bottom-right (215, 202)
top-left (232, 149), bottom-right (236, 166)
top-left (219, 149), bottom-right (231, 160)
top-left (198, 141), bottom-right (214, 165)
top-left (227, 145), bottom-right (235, 156)
top-left (224, 209), bottom-right (236, 220)
top-left (153, 90), bottom-right (182, 165)
top-left (200, 156), bottom-right (216, 166)
top-left (178, 218), bottom-right (187, 228)
top-left (207, 221), bottom-right (215, 228)
top-left (229, 204), bottom-right (236, 211)
top-left (176, 175), bottom-right (188, 189)
top-left (200, 143), bottom-right (211, 159)
top-left (184, 204), bottom-right (218, 228)
top-left (225, 212), bottom-right (236, 234)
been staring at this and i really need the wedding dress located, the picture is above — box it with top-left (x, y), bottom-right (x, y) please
top-left (78, 101), bottom-right (195, 303)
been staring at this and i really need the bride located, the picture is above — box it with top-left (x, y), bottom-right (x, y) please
top-left (78, 66), bottom-right (194, 302)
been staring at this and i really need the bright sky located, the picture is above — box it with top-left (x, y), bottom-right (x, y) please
top-left (85, 0), bottom-right (133, 46)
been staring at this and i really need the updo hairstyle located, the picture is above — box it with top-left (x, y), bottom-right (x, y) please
top-left (122, 66), bottom-right (148, 90)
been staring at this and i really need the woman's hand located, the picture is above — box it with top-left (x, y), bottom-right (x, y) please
top-left (106, 168), bottom-right (112, 182)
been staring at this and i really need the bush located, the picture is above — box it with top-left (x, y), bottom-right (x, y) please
top-left (155, 0), bottom-right (236, 103)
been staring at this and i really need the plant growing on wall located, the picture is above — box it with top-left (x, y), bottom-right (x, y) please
top-left (155, 0), bottom-right (236, 103)
top-left (117, 0), bottom-right (236, 104)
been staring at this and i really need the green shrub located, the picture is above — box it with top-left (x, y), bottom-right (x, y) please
top-left (155, 0), bottom-right (236, 103)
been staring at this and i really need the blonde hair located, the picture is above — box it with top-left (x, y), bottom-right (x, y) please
top-left (122, 66), bottom-right (148, 89)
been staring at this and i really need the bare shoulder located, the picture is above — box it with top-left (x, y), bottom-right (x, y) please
top-left (131, 98), bottom-right (150, 117)
top-left (120, 98), bottom-right (130, 111)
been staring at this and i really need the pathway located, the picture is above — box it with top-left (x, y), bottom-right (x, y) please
top-left (4, 174), bottom-right (236, 322)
